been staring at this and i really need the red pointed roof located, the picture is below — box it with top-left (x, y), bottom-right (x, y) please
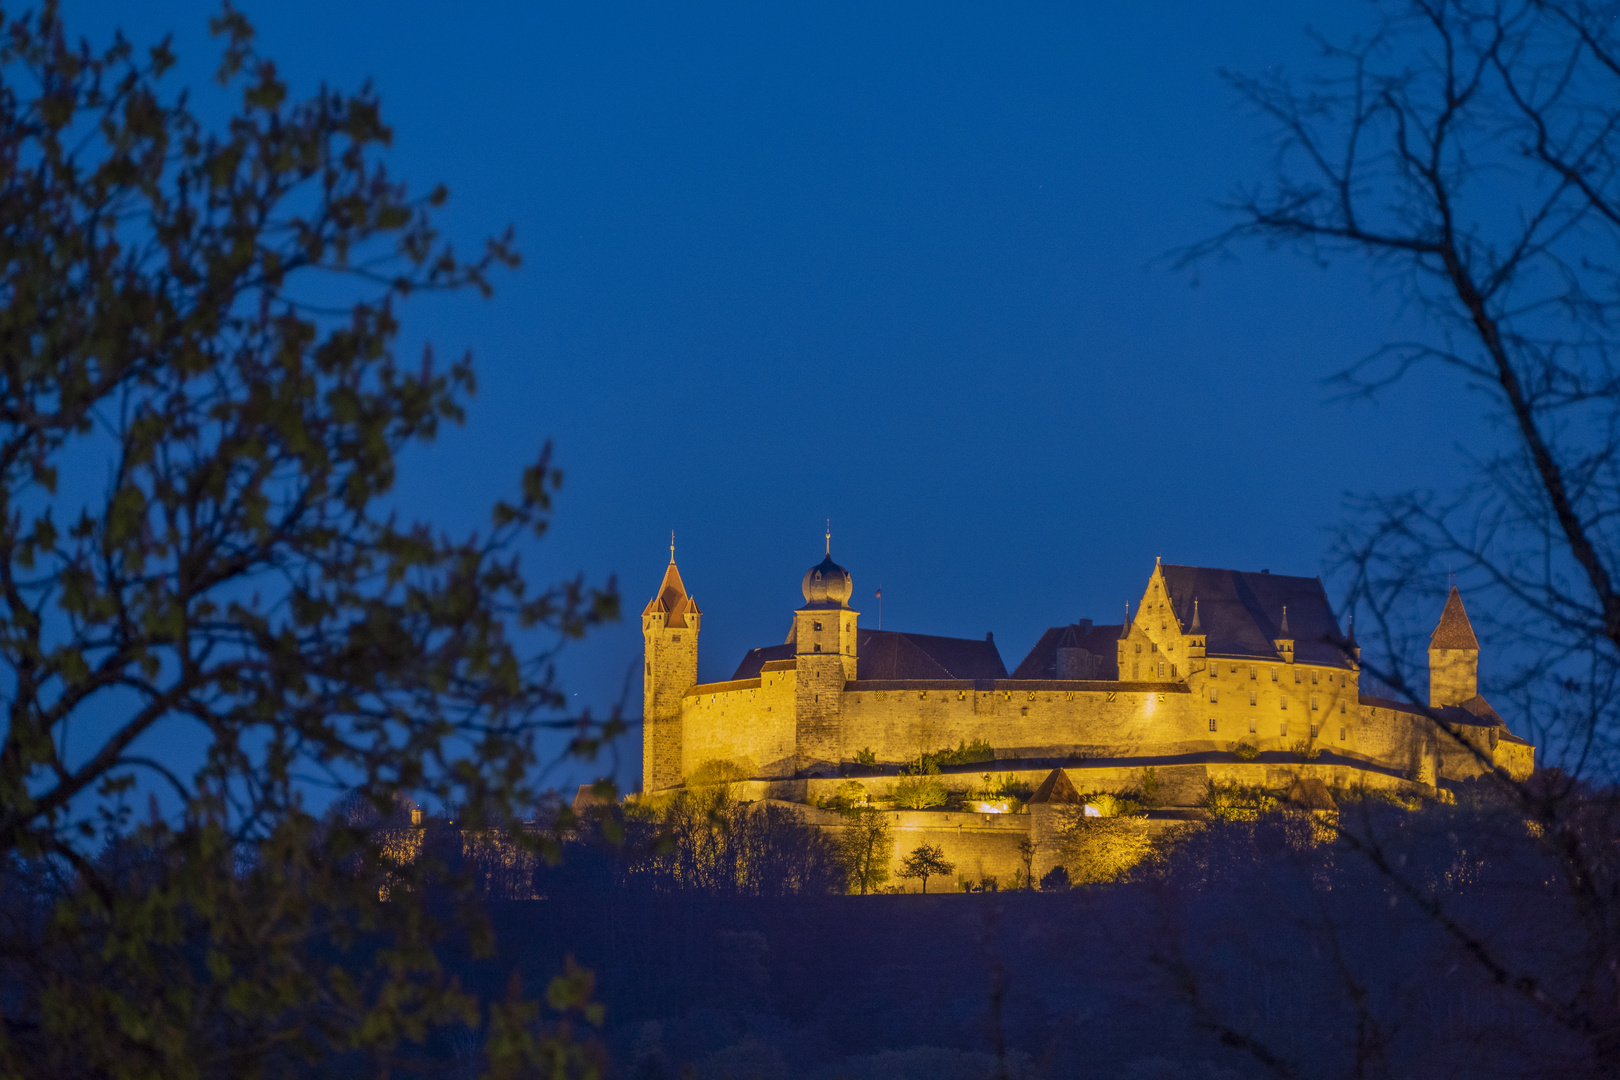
top-left (642, 561), bottom-right (700, 627)
top-left (1430, 586), bottom-right (1479, 650)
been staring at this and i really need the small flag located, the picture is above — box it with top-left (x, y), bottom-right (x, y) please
top-left (876, 588), bottom-right (882, 598)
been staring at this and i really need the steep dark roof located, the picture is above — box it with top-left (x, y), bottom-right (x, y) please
top-left (728, 630), bottom-right (1007, 682)
top-left (730, 643), bottom-right (795, 680)
top-left (1028, 768), bottom-right (1082, 805)
top-left (1011, 622), bottom-right (1124, 679)
top-left (1158, 565), bottom-right (1353, 669)
top-left (1431, 587), bottom-right (1480, 650)
top-left (856, 630), bottom-right (1007, 680)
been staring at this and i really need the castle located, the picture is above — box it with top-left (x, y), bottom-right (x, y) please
top-left (638, 541), bottom-right (1535, 887)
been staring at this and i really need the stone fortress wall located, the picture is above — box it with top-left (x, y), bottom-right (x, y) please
top-left (636, 546), bottom-right (1536, 890)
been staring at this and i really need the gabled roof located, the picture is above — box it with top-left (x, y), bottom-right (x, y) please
top-left (1430, 587), bottom-right (1480, 650)
top-left (1028, 768), bottom-right (1082, 805)
top-left (1011, 622), bottom-right (1124, 679)
top-left (1157, 565), bottom-right (1353, 669)
top-left (642, 561), bottom-right (700, 628)
top-left (727, 629), bottom-right (1008, 682)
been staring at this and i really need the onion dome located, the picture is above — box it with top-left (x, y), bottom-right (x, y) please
top-left (801, 552), bottom-right (853, 609)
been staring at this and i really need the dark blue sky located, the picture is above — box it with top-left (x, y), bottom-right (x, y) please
top-left (81, 2), bottom-right (1488, 791)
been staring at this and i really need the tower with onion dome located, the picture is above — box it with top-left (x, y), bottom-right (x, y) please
top-left (792, 528), bottom-right (859, 772)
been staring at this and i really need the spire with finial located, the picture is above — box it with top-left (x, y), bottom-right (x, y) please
top-left (1118, 601), bottom-right (1132, 640)
top-left (1190, 597), bottom-right (1202, 633)
top-left (669, 529), bottom-right (676, 564)
top-left (1279, 605), bottom-right (1289, 635)
top-left (825, 519), bottom-right (831, 556)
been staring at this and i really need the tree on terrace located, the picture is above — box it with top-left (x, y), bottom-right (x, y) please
top-left (0, 4), bottom-right (618, 1076)
top-left (896, 842), bottom-right (954, 894)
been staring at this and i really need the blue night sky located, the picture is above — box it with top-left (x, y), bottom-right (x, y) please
top-left (80, 2), bottom-right (1489, 791)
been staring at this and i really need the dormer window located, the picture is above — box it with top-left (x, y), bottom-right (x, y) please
top-left (813, 621), bottom-right (823, 631)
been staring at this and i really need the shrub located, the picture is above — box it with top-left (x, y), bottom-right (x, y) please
top-left (1290, 739), bottom-right (1321, 762)
top-left (893, 776), bottom-right (949, 809)
top-left (1062, 818), bottom-right (1152, 884)
top-left (1232, 740), bottom-right (1261, 760)
top-left (1139, 767), bottom-right (1163, 808)
top-left (1087, 793), bottom-right (1144, 818)
top-left (919, 738), bottom-right (996, 772)
top-left (823, 780), bottom-right (868, 812)
top-left (1203, 779), bottom-right (1279, 822)
top-left (854, 746), bottom-right (878, 767)
top-left (1038, 865), bottom-right (1072, 891)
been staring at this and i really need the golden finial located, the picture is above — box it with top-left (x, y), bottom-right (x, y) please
top-left (825, 519), bottom-right (831, 556)
top-left (669, 530), bottom-right (675, 564)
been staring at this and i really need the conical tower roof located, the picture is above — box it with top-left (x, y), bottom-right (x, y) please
top-left (1430, 586), bottom-right (1479, 650)
top-left (643, 558), bottom-right (700, 627)
top-left (1028, 767), bottom-right (1082, 805)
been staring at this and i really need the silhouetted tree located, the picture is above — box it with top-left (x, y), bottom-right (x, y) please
top-left (1180, 3), bottom-right (1620, 1070)
top-left (896, 843), bottom-right (954, 894)
top-left (838, 808), bottom-right (893, 895)
top-left (0, 5), bottom-right (618, 1076)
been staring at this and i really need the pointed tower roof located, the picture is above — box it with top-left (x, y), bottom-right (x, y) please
top-left (643, 559), bottom-right (700, 627)
top-left (1118, 603), bottom-right (1132, 640)
top-left (1189, 597), bottom-right (1202, 633)
top-left (1028, 767), bottom-right (1082, 805)
top-left (1430, 586), bottom-right (1480, 650)
top-left (1278, 605), bottom-right (1290, 635)
top-left (1344, 613), bottom-right (1358, 650)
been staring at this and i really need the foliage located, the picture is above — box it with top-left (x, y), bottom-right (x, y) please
top-left (623, 788), bottom-right (845, 897)
top-left (892, 775), bottom-right (948, 810)
top-left (838, 808), bottom-right (892, 895)
top-left (1138, 767), bottom-right (1163, 808)
top-left (1037, 865), bottom-right (1071, 891)
top-left (687, 759), bottom-right (750, 789)
top-left (0, 8), bottom-right (621, 1073)
top-left (981, 774), bottom-right (1033, 802)
top-left (1086, 792), bottom-right (1144, 819)
top-left (1231, 741), bottom-right (1260, 761)
top-left (1016, 836), bottom-right (1036, 888)
top-left (921, 738), bottom-right (996, 770)
top-left (1289, 740), bottom-right (1321, 762)
top-left (1060, 817), bottom-right (1153, 885)
top-left (895, 843), bottom-right (955, 893)
top-left (821, 780), bottom-right (869, 813)
top-left (1203, 781), bottom-right (1280, 823)
top-left (853, 747), bottom-right (877, 767)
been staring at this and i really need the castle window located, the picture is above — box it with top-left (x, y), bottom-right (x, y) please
top-left (1294, 669), bottom-right (1301, 684)
top-left (1210, 664), bottom-right (1218, 679)
top-left (1280, 696), bottom-right (1288, 710)
top-left (1136, 643), bottom-right (1142, 654)
top-left (1341, 701), bottom-right (1346, 714)
top-left (1132, 662), bottom-right (1139, 679)
top-left (1311, 671), bottom-right (1319, 685)
top-left (1249, 717), bottom-right (1257, 733)
top-left (1151, 643), bottom-right (1158, 653)
top-left (673, 635), bottom-right (682, 642)
top-left (1280, 722), bottom-right (1288, 737)
top-left (813, 621), bottom-right (822, 631)
top-left (1208, 718), bottom-right (1218, 731)
top-left (1249, 666), bottom-right (1257, 680)
top-left (814, 643), bottom-right (821, 652)
top-left (1340, 726), bottom-right (1347, 741)
top-left (1311, 696), bottom-right (1319, 710)
top-left (1158, 662), bottom-right (1165, 678)
top-left (1310, 724), bottom-right (1318, 738)
top-left (1209, 688), bottom-right (1218, 703)
top-left (1270, 668), bottom-right (1277, 682)
top-left (1248, 691), bottom-right (1257, 706)
top-left (1171, 664), bottom-right (1177, 677)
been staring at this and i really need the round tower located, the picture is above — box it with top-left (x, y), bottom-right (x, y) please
top-left (793, 530), bottom-right (858, 774)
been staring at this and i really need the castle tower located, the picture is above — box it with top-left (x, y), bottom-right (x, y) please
top-left (1428, 586), bottom-right (1479, 707)
top-left (793, 532), bottom-right (858, 774)
top-left (642, 543), bottom-right (700, 792)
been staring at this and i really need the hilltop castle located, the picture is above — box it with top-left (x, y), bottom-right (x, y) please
top-left (638, 541), bottom-right (1533, 885)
